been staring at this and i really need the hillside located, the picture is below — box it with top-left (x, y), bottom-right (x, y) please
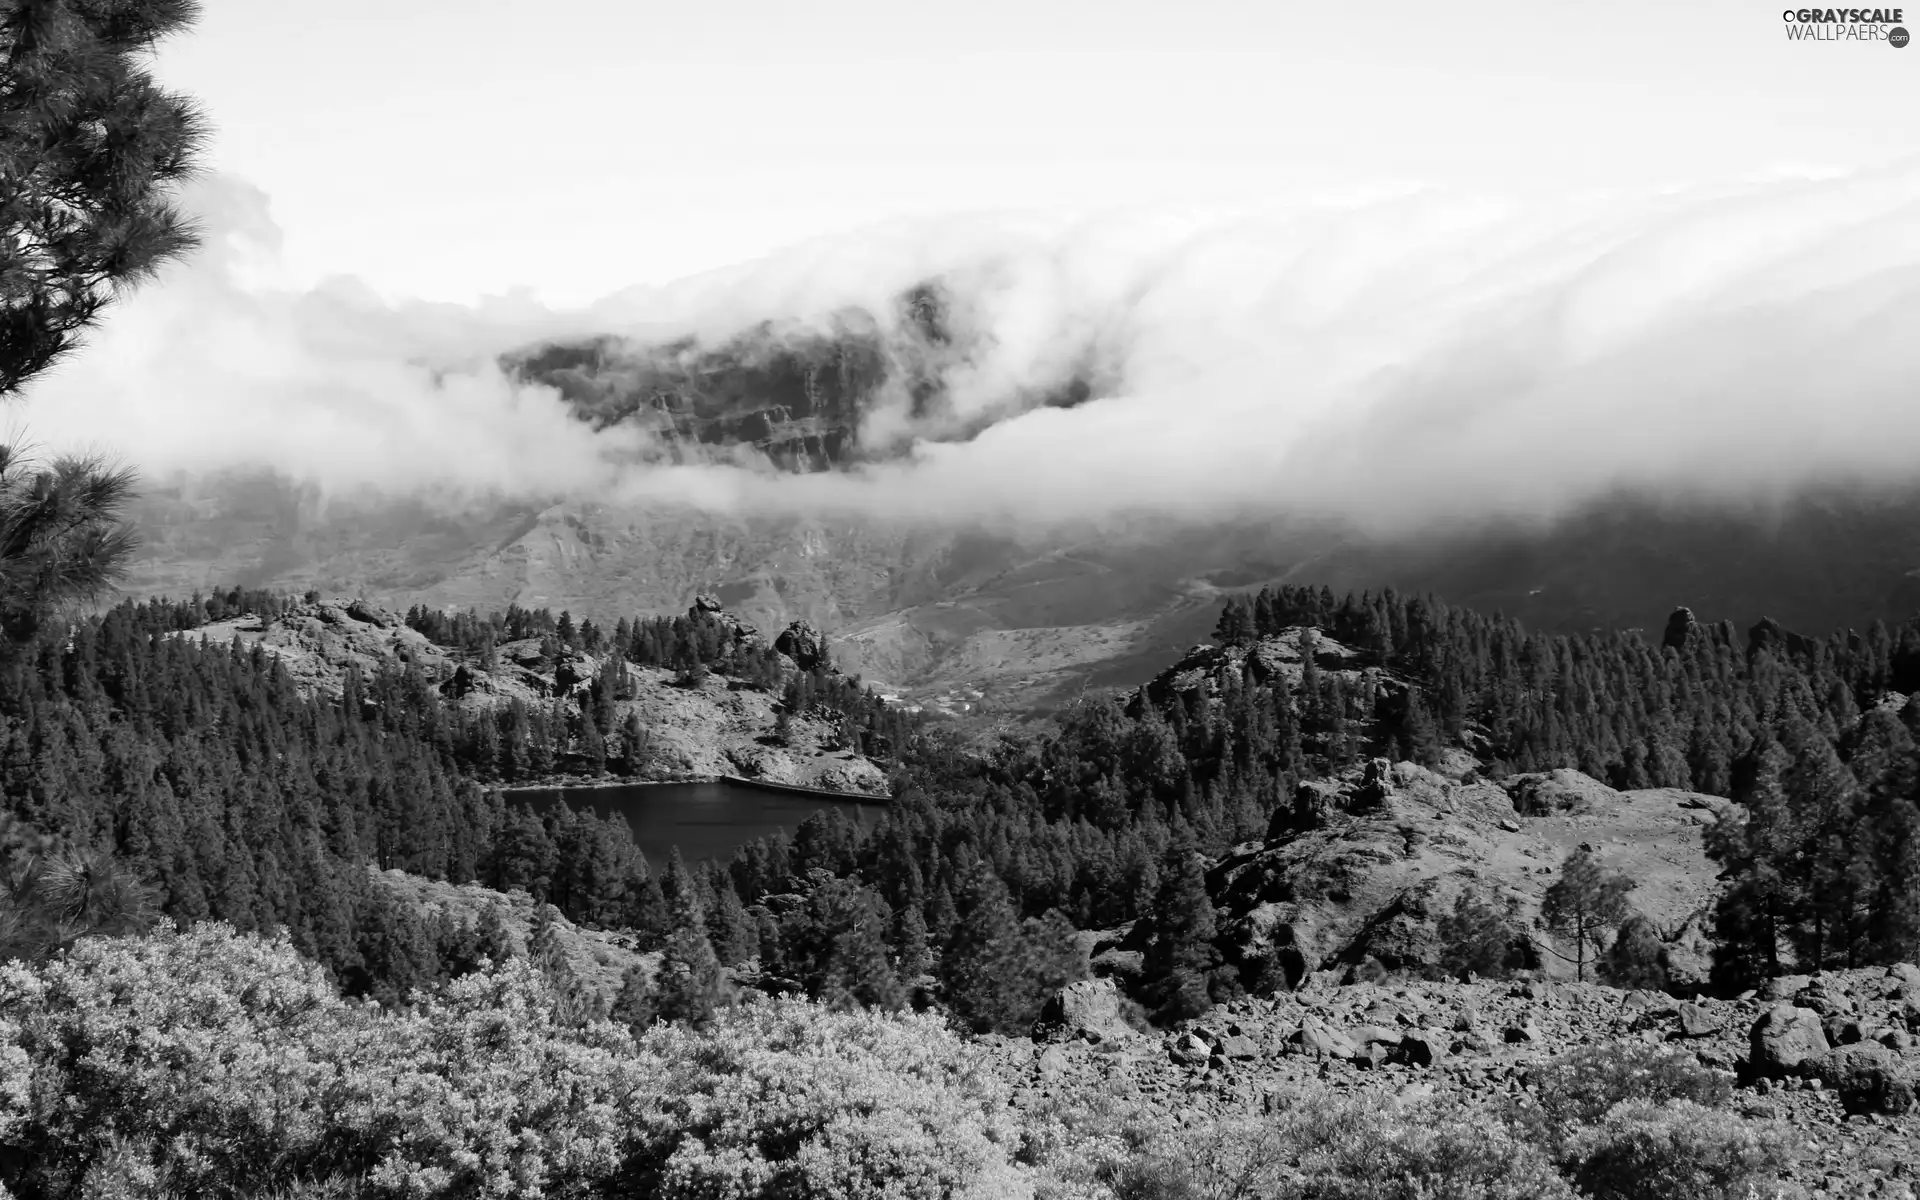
top-left (165, 593), bottom-right (891, 794)
top-left (12, 571), bottom-right (1920, 1197)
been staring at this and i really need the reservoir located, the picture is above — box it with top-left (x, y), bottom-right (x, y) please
top-left (503, 778), bottom-right (884, 867)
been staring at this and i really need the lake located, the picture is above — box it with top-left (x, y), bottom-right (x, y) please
top-left (504, 779), bottom-right (883, 867)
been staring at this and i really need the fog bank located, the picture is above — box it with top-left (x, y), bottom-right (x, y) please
top-left (19, 161), bottom-right (1920, 533)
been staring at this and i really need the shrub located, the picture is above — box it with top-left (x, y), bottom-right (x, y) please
top-left (1565, 1100), bottom-right (1796, 1200)
top-left (0, 924), bottom-right (1031, 1200)
top-left (1029, 1089), bottom-right (1573, 1200)
top-left (627, 996), bottom-right (1030, 1199)
top-left (1281, 1095), bottom-right (1575, 1200)
top-left (0, 923), bottom-right (646, 1200)
top-left (1515, 1042), bottom-right (1733, 1152)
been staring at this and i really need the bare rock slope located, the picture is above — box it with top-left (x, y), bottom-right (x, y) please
top-left (992, 964), bottom-right (1920, 1198)
top-left (1197, 757), bottom-right (1730, 991)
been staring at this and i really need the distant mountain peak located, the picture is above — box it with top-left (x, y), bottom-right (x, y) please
top-left (503, 279), bottom-right (1109, 473)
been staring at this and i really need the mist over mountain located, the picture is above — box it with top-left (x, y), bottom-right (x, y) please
top-left (24, 162), bottom-right (1920, 705)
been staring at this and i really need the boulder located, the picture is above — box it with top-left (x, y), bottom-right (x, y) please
top-left (1759, 974), bottom-right (1814, 1003)
top-left (1291, 1017), bottom-right (1357, 1060)
top-left (345, 598), bottom-right (397, 628)
top-left (1749, 1004), bottom-right (1831, 1078)
top-left (1034, 1045), bottom-right (1070, 1082)
top-left (1218, 1033), bottom-right (1262, 1061)
top-left (1795, 981), bottom-right (1853, 1017)
top-left (1505, 768), bottom-right (1617, 816)
top-left (1037, 978), bottom-right (1139, 1043)
top-left (1169, 1032), bottom-right (1209, 1066)
top-left (1677, 1002), bottom-right (1722, 1039)
top-left (774, 620), bottom-right (827, 670)
top-left (1396, 1032), bottom-right (1447, 1068)
top-left (1805, 1043), bottom-right (1916, 1115)
top-left (1824, 1017), bottom-right (1867, 1046)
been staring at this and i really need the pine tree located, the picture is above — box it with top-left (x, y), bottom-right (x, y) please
top-left (1, 2), bottom-right (210, 645)
top-left (704, 875), bottom-right (758, 966)
top-left (653, 925), bottom-right (726, 1026)
top-left (1707, 739), bottom-right (1798, 984)
top-left (1396, 689), bottom-right (1442, 766)
top-left (1142, 832), bottom-right (1226, 1021)
top-left (925, 881), bottom-right (959, 947)
top-left (0, 845), bottom-right (156, 963)
top-left (1213, 596), bottom-right (1256, 648)
top-left (1, 0), bottom-right (206, 397)
top-left (1540, 849), bottom-right (1635, 982)
top-left (940, 863), bottom-right (1026, 1033)
top-left (527, 903), bottom-right (597, 1025)
top-left (1435, 887), bottom-right (1521, 982)
top-left (1603, 914), bottom-right (1668, 990)
top-left (890, 901), bottom-right (931, 981)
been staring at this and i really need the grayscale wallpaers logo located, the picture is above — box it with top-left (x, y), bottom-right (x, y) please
top-left (1781, 7), bottom-right (1909, 42)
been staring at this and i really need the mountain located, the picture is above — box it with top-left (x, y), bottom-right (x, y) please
top-left (114, 304), bottom-right (1920, 714)
top-left (503, 280), bottom-right (1104, 471)
top-left (123, 466), bottom-right (1920, 720)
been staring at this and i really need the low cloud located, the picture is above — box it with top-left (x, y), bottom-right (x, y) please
top-left (18, 162), bottom-right (1920, 534)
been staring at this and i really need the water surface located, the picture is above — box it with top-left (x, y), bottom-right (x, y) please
top-left (507, 779), bottom-right (878, 867)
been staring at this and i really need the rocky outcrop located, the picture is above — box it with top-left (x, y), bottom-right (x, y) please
top-left (1207, 761), bottom-right (1724, 990)
top-left (1660, 606), bottom-right (1699, 652)
top-left (774, 620), bottom-right (827, 670)
top-left (1128, 629), bottom-right (1384, 716)
top-left (1506, 768), bottom-right (1619, 816)
top-left (1748, 615), bottom-right (1818, 662)
top-left (167, 596), bottom-right (891, 795)
top-left (692, 595), bottom-right (763, 645)
top-left (1036, 978), bottom-right (1141, 1044)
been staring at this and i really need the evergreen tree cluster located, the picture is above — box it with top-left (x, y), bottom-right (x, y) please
top-left (405, 600), bottom-right (789, 690)
top-left (0, 595), bottom-right (682, 999)
top-left (10, 578), bottom-right (1920, 1031)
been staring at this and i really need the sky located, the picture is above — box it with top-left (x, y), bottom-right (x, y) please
top-left (149, 0), bottom-right (1920, 306)
top-left (14, 0), bottom-right (1920, 532)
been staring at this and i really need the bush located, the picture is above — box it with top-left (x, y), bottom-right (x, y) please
top-left (0, 923), bottom-right (645, 1199)
top-left (1516, 1042), bottom-right (1733, 1151)
top-left (0, 923), bottom-right (1031, 1200)
top-left (627, 996), bottom-right (1029, 1199)
top-left (1029, 1089), bottom-right (1573, 1200)
top-left (1565, 1100), bottom-right (1796, 1200)
top-left (1281, 1096), bottom-right (1575, 1200)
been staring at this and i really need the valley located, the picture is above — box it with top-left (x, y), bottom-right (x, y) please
top-left (124, 469), bottom-right (1920, 724)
